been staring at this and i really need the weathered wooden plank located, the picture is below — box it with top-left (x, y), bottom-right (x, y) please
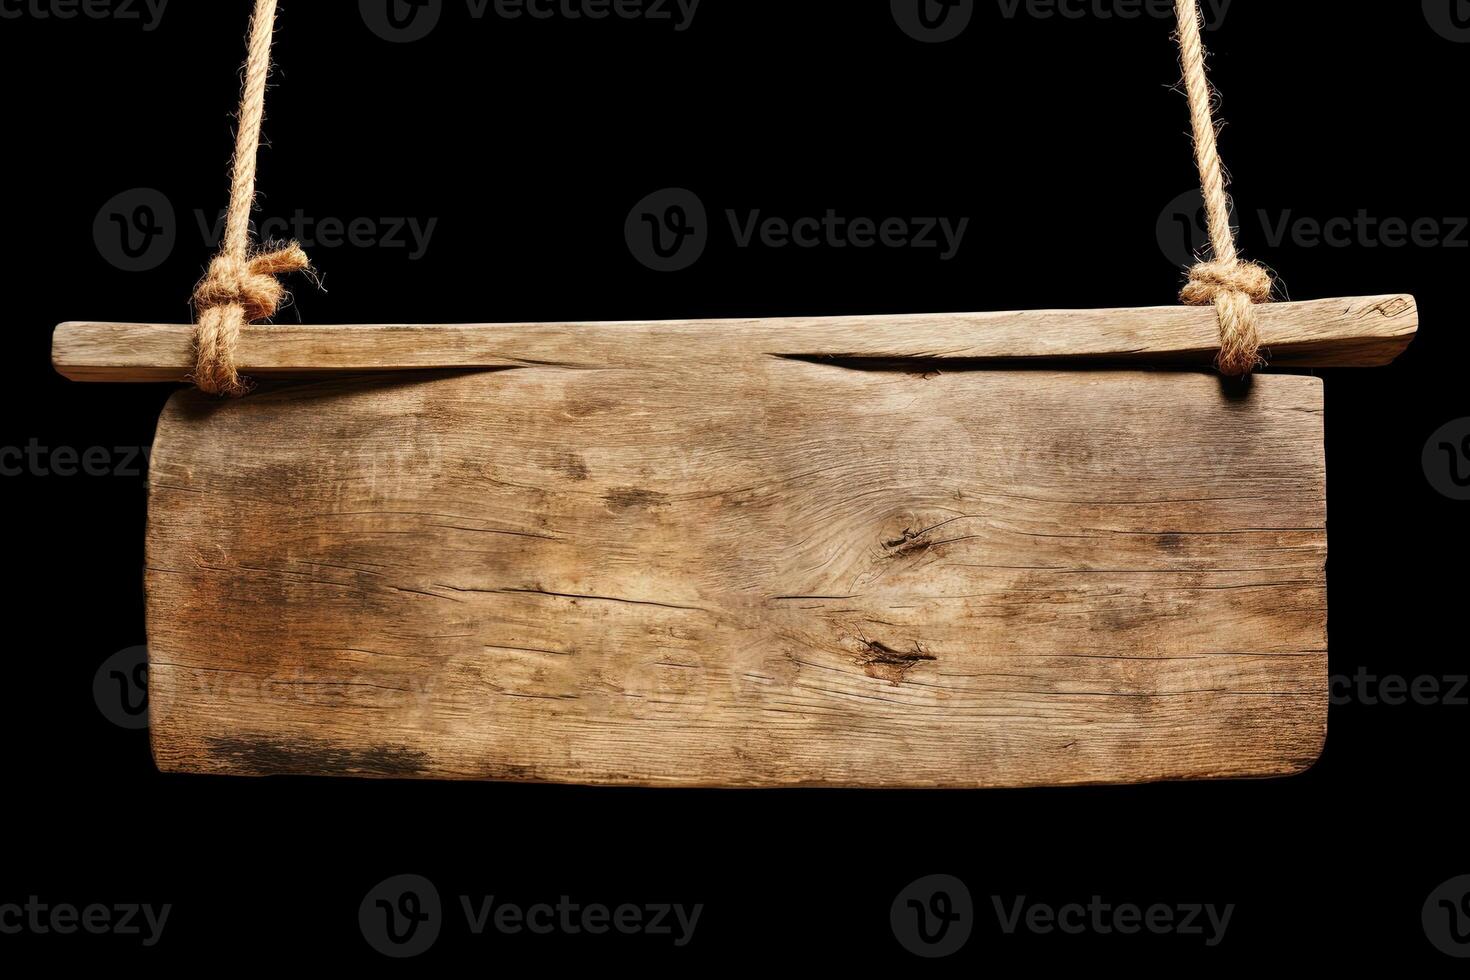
top-left (146, 362), bottom-right (1327, 787)
top-left (57, 294), bottom-right (1414, 382)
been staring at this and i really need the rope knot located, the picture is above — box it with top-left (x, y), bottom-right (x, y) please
top-left (1181, 259), bottom-right (1273, 306)
top-left (192, 242), bottom-right (310, 397)
top-left (1181, 258), bottom-right (1273, 377)
top-left (194, 243), bottom-right (310, 321)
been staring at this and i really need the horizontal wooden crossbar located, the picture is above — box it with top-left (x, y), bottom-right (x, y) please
top-left (53, 295), bottom-right (1417, 382)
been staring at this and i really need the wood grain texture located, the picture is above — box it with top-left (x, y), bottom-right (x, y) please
top-left (146, 361), bottom-right (1328, 787)
top-left (56, 293), bottom-right (1415, 382)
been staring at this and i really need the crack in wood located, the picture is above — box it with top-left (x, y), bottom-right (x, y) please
top-left (854, 639), bottom-right (938, 684)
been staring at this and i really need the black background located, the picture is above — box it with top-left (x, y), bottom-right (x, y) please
top-left (1, 0), bottom-right (1464, 967)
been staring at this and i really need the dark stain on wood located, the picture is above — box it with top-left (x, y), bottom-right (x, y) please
top-left (554, 452), bottom-right (589, 481)
top-left (205, 735), bottom-right (430, 777)
top-left (604, 487), bottom-right (669, 511)
top-left (1156, 532), bottom-right (1185, 555)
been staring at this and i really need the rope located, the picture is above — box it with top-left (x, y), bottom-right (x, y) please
top-left (1174, 0), bottom-right (1272, 376)
top-left (189, 0), bottom-right (1271, 392)
top-left (192, 0), bottom-right (309, 397)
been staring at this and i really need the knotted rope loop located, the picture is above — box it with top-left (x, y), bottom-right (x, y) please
top-left (195, 244), bottom-right (310, 322)
top-left (1173, 0), bottom-right (1272, 377)
top-left (1181, 256), bottom-right (1272, 376)
top-left (192, 0), bottom-right (311, 397)
top-left (192, 243), bottom-right (310, 397)
top-left (1181, 258), bottom-right (1272, 306)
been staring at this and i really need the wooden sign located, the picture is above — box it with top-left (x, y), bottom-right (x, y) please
top-left (54, 295), bottom-right (1415, 786)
